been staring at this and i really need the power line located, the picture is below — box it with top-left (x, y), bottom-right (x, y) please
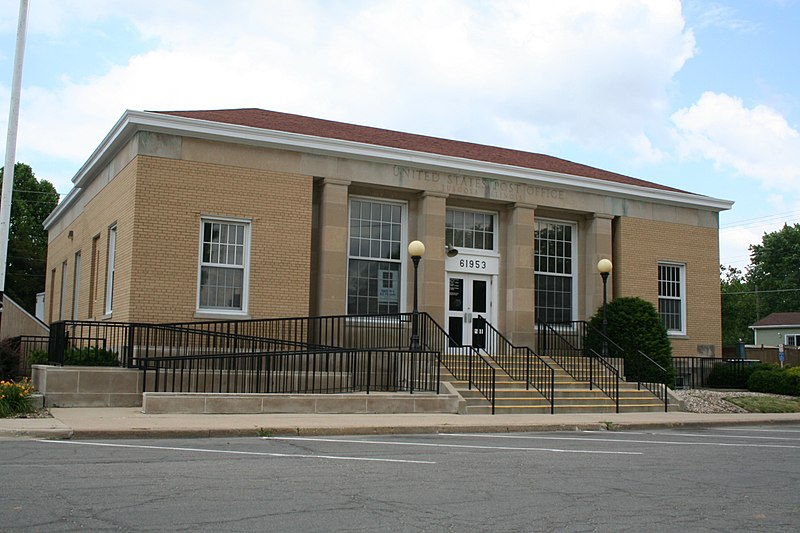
top-left (720, 212), bottom-right (800, 231)
top-left (720, 209), bottom-right (800, 227)
top-left (722, 288), bottom-right (800, 296)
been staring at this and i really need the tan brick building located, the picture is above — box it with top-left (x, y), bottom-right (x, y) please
top-left (43, 109), bottom-right (732, 356)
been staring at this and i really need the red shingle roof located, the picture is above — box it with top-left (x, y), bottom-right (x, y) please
top-left (153, 108), bottom-right (688, 194)
top-left (752, 312), bottom-right (800, 328)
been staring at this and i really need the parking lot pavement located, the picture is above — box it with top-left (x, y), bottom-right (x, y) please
top-left (3, 425), bottom-right (797, 531)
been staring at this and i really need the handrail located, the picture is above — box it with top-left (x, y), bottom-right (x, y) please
top-left (577, 319), bottom-right (670, 413)
top-left (419, 313), bottom-right (496, 414)
top-left (139, 348), bottom-right (440, 395)
top-left (536, 321), bottom-right (621, 412)
top-left (543, 320), bottom-right (671, 412)
top-left (479, 318), bottom-right (555, 414)
top-left (49, 313), bottom-right (497, 412)
top-left (632, 349), bottom-right (669, 412)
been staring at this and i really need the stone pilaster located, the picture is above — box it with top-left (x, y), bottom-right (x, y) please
top-left (504, 202), bottom-right (537, 346)
top-left (313, 178), bottom-right (350, 316)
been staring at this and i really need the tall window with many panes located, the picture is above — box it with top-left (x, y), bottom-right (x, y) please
top-left (347, 198), bottom-right (403, 315)
top-left (658, 262), bottom-right (685, 334)
top-left (197, 218), bottom-right (250, 312)
top-left (534, 220), bottom-right (576, 323)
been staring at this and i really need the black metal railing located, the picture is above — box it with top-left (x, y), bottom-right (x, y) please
top-left (540, 321), bottom-right (671, 412)
top-left (419, 313), bottom-right (496, 414)
top-left (537, 321), bottom-right (621, 412)
top-left (141, 348), bottom-right (440, 395)
top-left (47, 321), bottom-right (122, 366)
top-left (672, 357), bottom-right (757, 390)
top-left (46, 313), bottom-right (500, 412)
top-left (47, 314), bottom-right (417, 368)
top-left (479, 318), bottom-right (555, 413)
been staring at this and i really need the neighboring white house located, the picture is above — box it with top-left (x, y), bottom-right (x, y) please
top-left (750, 312), bottom-right (800, 347)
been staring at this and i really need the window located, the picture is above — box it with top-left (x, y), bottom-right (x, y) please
top-left (198, 218), bottom-right (250, 312)
top-left (658, 263), bottom-right (686, 334)
top-left (59, 261), bottom-right (68, 320)
top-left (534, 220), bottom-right (576, 323)
top-left (786, 334), bottom-right (799, 347)
top-left (89, 235), bottom-right (100, 317)
top-left (72, 252), bottom-right (81, 320)
top-left (48, 268), bottom-right (55, 323)
top-left (105, 225), bottom-right (116, 315)
top-left (347, 198), bottom-right (403, 315)
top-left (446, 209), bottom-right (495, 251)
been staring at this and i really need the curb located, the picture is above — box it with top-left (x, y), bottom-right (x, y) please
top-left (0, 428), bottom-right (74, 440)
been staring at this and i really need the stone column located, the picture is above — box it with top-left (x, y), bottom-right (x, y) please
top-left (504, 202), bottom-right (537, 346)
top-left (584, 213), bottom-right (614, 320)
top-left (413, 191), bottom-right (448, 325)
top-left (313, 178), bottom-right (350, 316)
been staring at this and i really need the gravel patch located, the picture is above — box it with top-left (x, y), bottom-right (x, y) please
top-left (672, 389), bottom-right (789, 413)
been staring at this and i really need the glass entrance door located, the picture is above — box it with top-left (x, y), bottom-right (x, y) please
top-left (446, 273), bottom-right (491, 349)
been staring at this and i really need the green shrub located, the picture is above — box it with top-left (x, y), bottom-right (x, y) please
top-left (0, 339), bottom-right (20, 380)
top-left (707, 362), bottom-right (770, 389)
top-left (0, 378), bottom-right (33, 418)
top-left (748, 365), bottom-right (800, 396)
top-left (587, 297), bottom-right (674, 386)
top-left (29, 350), bottom-right (48, 366)
top-left (62, 347), bottom-right (119, 366)
top-left (23, 347), bottom-right (118, 367)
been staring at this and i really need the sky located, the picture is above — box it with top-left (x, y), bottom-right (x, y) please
top-left (1, 0), bottom-right (798, 273)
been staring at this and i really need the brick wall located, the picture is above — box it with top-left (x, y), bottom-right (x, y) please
top-left (130, 156), bottom-right (313, 323)
top-left (46, 158), bottom-right (139, 322)
top-left (613, 216), bottom-right (722, 357)
top-left (45, 154), bottom-right (313, 325)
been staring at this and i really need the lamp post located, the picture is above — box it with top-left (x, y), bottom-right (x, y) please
top-left (597, 258), bottom-right (613, 357)
top-left (408, 240), bottom-right (426, 351)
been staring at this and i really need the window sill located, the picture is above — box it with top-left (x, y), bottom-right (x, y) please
top-left (667, 332), bottom-right (688, 339)
top-left (100, 313), bottom-right (113, 321)
top-left (194, 311), bottom-right (251, 320)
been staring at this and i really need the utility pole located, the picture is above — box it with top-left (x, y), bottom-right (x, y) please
top-left (0, 0), bottom-right (30, 315)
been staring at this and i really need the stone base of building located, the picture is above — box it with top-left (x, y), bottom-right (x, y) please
top-left (142, 387), bottom-right (463, 415)
top-left (30, 364), bottom-right (465, 414)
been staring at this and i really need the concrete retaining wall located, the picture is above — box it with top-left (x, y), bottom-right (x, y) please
top-left (31, 365), bottom-right (465, 414)
top-left (31, 365), bottom-right (143, 407)
top-left (142, 390), bottom-right (461, 415)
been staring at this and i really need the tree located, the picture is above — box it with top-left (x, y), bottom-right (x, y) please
top-left (747, 223), bottom-right (800, 313)
top-left (720, 265), bottom-right (756, 346)
top-left (0, 163), bottom-right (59, 314)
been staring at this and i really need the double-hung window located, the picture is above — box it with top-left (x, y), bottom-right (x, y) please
top-left (347, 198), bottom-right (403, 315)
top-left (786, 334), bottom-right (799, 347)
top-left (198, 218), bottom-right (250, 313)
top-left (658, 262), bottom-right (686, 334)
top-left (105, 225), bottom-right (116, 316)
top-left (534, 220), bottom-right (576, 323)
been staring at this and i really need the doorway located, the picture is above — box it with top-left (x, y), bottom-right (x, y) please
top-left (446, 273), bottom-right (493, 349)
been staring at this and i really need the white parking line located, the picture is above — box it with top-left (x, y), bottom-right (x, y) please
top-left (582, 430), bottom-right (798, 441)
top-left (714, 427), bottom-right (800, 434)
top-left (439, 433), bottom-right (800, 450)
top-left (262, 436), bottom-right (642, 455)
top-left (38, 440), bottom-right (436, 464)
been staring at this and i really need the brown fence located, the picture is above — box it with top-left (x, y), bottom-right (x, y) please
top-left (722, 345), bottom-right (800, 367)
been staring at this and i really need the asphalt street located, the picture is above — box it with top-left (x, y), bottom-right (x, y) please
top-left (2, 425), bottom-right (799, 532)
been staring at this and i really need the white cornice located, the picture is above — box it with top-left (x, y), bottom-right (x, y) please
top-left (44, 110), bottom-right (734, 229)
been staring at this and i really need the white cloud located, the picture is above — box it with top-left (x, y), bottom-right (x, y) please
top-left (672, 92), bottom-right (800, 191)
top-left (0, 0), bottom-right (695, 188)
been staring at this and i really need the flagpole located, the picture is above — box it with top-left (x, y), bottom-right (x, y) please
top-left (0, 0), bottom-right (30, 313)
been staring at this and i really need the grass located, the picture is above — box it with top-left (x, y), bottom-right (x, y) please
top-left (725, 395), bottom-right (800, 413)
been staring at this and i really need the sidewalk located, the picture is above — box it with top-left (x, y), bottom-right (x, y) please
top-left (3, 408), bottom-right (800, 440)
